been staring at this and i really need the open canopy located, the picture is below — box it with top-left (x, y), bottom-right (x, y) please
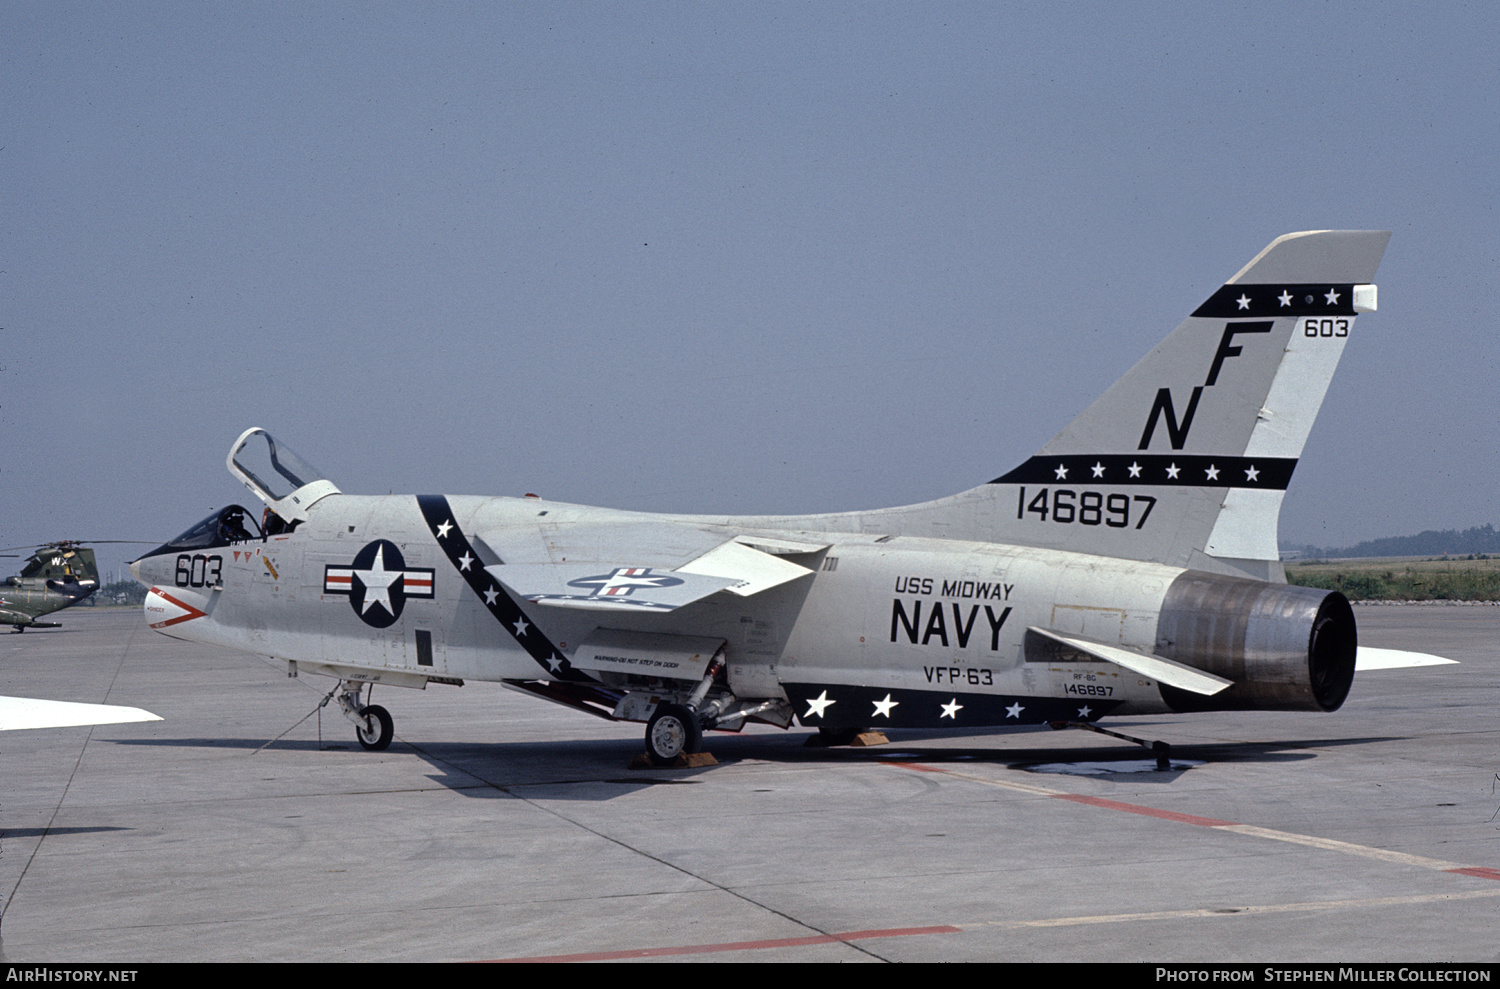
top-left (226, 428), bottom-right (340, 523)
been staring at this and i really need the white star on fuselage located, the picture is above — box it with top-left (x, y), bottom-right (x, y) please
top-left (1325, 288), bottom-right (1341, 305)
top-left (1244, 464), bottom-right (1260, 481)
top-left (1236, 294), bottom-right (1251, 310)
top-left (435, 520), bottom-right (453, 538)
top-left (1054, 463), bottom-right (1069, 480)
top-left (1128, 462), bottom-right (1142, 478)
top-left (354, 545), bottom-right (401, 616)
top-left (940, 698), bottom-right (962, 719)
top-left (1205, 464), bottom-right (1219, 480)
top-left (1091, 462), bottom-right (1106, 478)
top-left (872, 694), bottom-right (898, 717)
top-left (1005, 702), bottom-right (1024, 718)
top-left (1278, 291), bottom-right (1293, 307)
top-left (513, 616), bottom-right (529, 637)
top-left (483, 587), bottom-right (499, 605)
top-left (458, 552), bottom-right (474, 571)
top-left (1165, 463), bottom-right (1180, 479)
top-left (805, 691), bottom-right (836, 718)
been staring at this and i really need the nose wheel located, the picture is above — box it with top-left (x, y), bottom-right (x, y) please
top-left (336, 682), bottom-right (395, 751)
top-left (356, 704), bottom-right (393, 751)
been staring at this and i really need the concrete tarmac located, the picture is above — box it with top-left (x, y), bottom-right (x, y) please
top-left (1, 606), bottom-right (1496, 963)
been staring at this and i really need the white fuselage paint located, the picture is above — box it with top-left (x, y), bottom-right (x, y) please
top-left (135, 492), bottom-right (1189, 720)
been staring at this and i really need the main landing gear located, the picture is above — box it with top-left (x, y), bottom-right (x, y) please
top-left (642, 653), bottom-right (723, 767)
top-left (645, 703), bottom-right (703, 766)
top-left (336, 681), bottom-right (394, 751)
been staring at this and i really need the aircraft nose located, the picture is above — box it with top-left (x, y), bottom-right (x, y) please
top-left (129, 559), bottom-right (142, 584)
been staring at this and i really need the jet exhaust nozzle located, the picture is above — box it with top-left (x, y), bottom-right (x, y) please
top-left (1154, 571), bottom-right (1356, 713)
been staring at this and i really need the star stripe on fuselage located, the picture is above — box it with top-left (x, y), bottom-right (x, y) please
top-left (415, 495), bottom-right (591, 682)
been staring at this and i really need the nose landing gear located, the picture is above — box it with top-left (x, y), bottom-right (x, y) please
top-left (336, 682), bottom-right (394, 751)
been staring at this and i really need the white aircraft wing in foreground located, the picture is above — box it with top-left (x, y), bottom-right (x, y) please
top-left (0, 695), bottom-right (161, 731)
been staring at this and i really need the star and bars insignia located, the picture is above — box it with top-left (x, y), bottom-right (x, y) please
top-left (324, 539), bottom-right (435, 629)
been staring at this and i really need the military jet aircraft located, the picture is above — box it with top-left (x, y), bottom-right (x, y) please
top-left (131, 230), bottom-right (1434, 764)
top-left (1, 542), bottom-right (103, 631)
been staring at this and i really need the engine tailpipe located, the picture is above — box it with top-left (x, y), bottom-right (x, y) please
top-left (1154, 571), bottom-right (1356, 713)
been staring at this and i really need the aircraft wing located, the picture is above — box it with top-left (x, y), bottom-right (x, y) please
top-left (1027, 626), bottom-right (1234, 696)
top-left (473, 519), bottom-right (734, 568)
top-left (0, 695), bottom-right (162, 731)
top-left (1354, 647), bottom-right (1458, 671)
top-left (488, 563), bottom-right (742, 612)
top-left (487, 535), bottom-right (821, 613)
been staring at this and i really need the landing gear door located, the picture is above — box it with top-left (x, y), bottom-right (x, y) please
top-left (227, 428), bottom-right (341, 524)
top-left (572, 629), bottom-right (727, 682)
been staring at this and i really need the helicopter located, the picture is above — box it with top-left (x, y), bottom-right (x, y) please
top-left (0, 541), bottom-right (107, 631)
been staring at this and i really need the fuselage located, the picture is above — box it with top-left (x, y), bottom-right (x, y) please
top-left (131, 490), bottom-right (1232, 730)
top-left (1, 575), bottom-right (97, 628)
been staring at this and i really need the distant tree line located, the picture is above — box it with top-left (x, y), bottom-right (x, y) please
top-left (1288, 566), bottom-right (1500, 601)
top-left (93, 579), bottom-right (148, 606)
top-left (1283, 523), bottom-right (1500, 560)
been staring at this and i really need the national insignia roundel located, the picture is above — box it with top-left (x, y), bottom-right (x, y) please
top-left (323, 540), bottom-right (435, 628)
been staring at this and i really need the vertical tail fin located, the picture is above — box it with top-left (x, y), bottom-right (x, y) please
top-left (857, 231), bottom-right (1389, 580)
top-left (984, 230), bottom-right (1390, 578)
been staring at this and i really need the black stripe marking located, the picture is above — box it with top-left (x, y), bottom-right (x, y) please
top-left (782, 683), bottom-right (1121, 729)
top-left (990, 454), bottom-right (1295, 490)
top-left (415, 495), bottom-right (593, 682)
top-left (1192, 283), bottom-right (1356, 318)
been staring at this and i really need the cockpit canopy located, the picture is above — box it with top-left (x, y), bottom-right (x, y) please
top-left (227, 428), bottom-right (340, 523)
top-left (149, 505), bottom-right (262, 557)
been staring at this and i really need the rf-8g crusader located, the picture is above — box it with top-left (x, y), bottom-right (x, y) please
top-left (131, 230), bottom-right (1444, 764)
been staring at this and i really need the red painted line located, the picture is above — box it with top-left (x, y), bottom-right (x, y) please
top-left (1051, 793), bottom-right (1237, 828)
top-left (486, 925), bottom-right (962, 963)
top-left (1446, 867), bottom-right (1500, 881)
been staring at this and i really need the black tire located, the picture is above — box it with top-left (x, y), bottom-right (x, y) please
top-left (645, 703), bottom-right (702, 766)
top-left (356, 704), bottom-right (393, 751)
top-left (805, 725), bottom-right (862, 747)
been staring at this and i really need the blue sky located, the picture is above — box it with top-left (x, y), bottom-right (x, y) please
top-left (4, 2), bottom-right (1496, 580)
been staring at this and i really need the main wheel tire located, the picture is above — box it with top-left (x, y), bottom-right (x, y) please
top-left (645, 703), bottom-right (702, 766)
top-left (804, 725), bottom-right (862, 747)
top-left (356, 704), bottom-right (393, 751)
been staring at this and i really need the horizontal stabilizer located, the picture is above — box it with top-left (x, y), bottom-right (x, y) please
top-left (0, 695), bottom-right (162, 731)
top-left (1028, 626), bottom-right (1233, 696)
top-left (1355, 647), bottom-right (1458, 671)
top-left (488, 563), bottom-right (738, 612)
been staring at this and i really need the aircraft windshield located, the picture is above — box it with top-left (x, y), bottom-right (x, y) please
top-left (226, 428), bottom-right (341, 522)
top-left (152, 506), bottom-right (263, 554)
